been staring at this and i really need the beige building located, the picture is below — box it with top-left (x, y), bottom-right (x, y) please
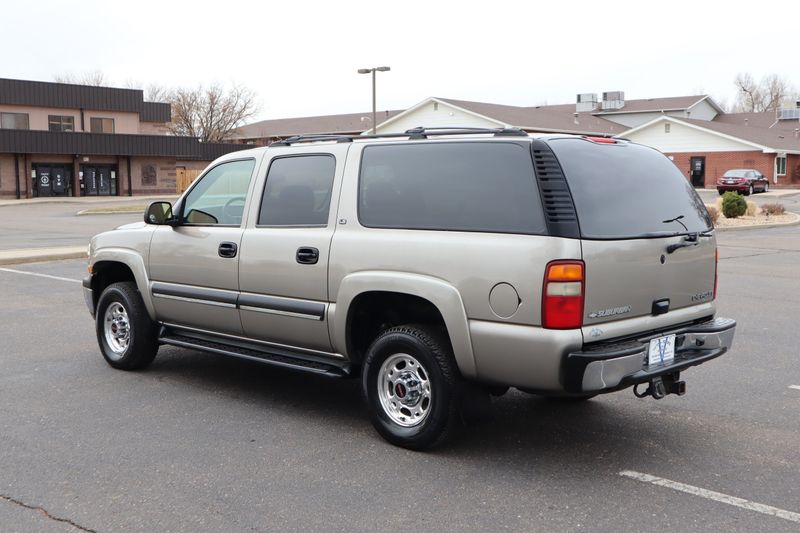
top-left (0, 78), bottom-right (247, 199)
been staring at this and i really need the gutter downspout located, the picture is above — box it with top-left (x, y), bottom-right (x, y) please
top-left (127, 157), bottom-right (132, 196)
top-left (14, 153), bottom-right (21, 200)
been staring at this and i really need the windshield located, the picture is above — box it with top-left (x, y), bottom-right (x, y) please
top-left (723, 170), bottom-right (750, 178)
top-left (548, 139), bottom-right (712, 239)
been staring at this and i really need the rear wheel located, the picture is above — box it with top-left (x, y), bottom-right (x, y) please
top-left (362, 325), bottom-right (461, 450)
top-left (96, 281), bottom-right (158, 370)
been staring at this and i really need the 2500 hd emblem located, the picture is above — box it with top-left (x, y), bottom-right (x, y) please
top-left (588, 305), bottom-right (631, 319)
top-left (691, 290), bottom-right (713, 302)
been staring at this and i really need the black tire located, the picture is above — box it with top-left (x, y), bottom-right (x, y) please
top-left (361, 324), bottom-right (462, 450)
top-left (746, 185), bottom-right (753, 196)
top-left (717, 190), bottom-right (725, 196)
top-left (95, 281), bottom-right (158, 370)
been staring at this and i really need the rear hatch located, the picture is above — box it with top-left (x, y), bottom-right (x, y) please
top-left (547, 137), bottom-right (716, 329)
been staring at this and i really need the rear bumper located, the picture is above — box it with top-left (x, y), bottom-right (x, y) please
top-left (717, 185), bottom-right (747, 193)
top-left (563, 317), bottom-right (736, 393)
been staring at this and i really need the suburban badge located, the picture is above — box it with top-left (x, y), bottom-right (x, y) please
top-left (588, 305), bottom-right (632, 319)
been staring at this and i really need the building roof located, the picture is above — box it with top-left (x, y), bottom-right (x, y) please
top-left (0, 78), bottom-right (170, 122)
top-left (230, 109), bottom-right (404, 139)
top-left (681, 117), bottom-right (800, 152)
top-left (0, 129), bottom-right (249, 160)
top-left (712, 111), bottom-right (800, 132)
top-left (592, 95), bottom-right (709, 114)
top-left (622, 115), bottom-right (800, 153)
top-left (436, 97), bottom-right (626, 135)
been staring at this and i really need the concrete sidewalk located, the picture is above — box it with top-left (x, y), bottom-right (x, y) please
top-left (0, 194), bottom-right (177, 208)
top-left (0, 246), bottom-right (87, 266)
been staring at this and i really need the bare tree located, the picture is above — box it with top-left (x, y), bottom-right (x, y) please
top-left (168, 84), bottom-right (258, 142)
top-left (54, 70), bottom-right (109, 86)
top-left (733, 72), bottom-right (798, 112)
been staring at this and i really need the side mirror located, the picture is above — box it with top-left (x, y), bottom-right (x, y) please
top-left (144, 201), bottom-right (176, 225)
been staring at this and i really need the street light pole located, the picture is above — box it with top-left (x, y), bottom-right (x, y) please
top-left (358, 66), bottom-right (390, 135)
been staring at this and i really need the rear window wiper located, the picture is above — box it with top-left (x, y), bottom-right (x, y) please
top-left (662, 215), bottom-right (689, 232)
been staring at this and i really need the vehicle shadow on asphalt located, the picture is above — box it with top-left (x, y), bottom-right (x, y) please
top-left (145, 346), bottom-right (688, 467)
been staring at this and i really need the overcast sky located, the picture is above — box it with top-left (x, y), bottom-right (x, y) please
top-left (2, 0), bottom-right (796, 121)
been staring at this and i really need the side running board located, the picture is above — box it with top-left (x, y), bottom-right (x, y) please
top-left (159, 329), bottom-right (352, 378)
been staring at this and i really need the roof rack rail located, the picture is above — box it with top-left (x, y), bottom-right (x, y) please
top-left (269, 126), bottom-right (529, 146)
top-left (405, 126), bottom-right (528, 139)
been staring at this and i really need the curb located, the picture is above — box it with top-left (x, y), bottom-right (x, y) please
top-left (715, 214), bottom-right (800, 232)
top-left (76, 209), bottom-right (144, 216)
top-left (0, 248), bottom-right (86, 266)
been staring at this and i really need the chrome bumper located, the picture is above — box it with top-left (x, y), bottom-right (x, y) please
top-left (565, 317), bottom-right (736, 393)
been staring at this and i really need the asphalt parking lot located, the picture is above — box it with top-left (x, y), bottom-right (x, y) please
top-left (1, 226), bottom-right (799, 531)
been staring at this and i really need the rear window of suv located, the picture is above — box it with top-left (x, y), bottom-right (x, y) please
top-left (358, 142), bottom-right (546, 234)
top-left (548, 139), bottom-right (712, 239)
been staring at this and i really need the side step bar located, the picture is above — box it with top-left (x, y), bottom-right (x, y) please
top-left (159, 330), bottom-right (352, 378)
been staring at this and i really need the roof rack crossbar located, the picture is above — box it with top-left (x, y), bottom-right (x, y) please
top-left (269, 126), bottom-right (528, 146)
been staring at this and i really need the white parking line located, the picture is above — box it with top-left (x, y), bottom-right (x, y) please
top-left (789, 385), bottom-right (800, 391)
top-left (0, 267), bottom-right (81, 284)
top-left (619, 470), bottom-right (800, 524)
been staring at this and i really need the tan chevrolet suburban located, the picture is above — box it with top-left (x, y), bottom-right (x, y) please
top-left (83, 127), bottom-right (736, 450)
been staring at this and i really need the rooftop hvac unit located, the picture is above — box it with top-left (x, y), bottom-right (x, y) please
top-left (778, 107), bottom-right (800, 120)
top-left (602, 91), bottom-right (625, 110)
top-left (576, 93), bottom-right (598, 112)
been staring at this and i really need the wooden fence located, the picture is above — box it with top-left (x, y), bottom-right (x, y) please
top-left (176, 168), bottom-right (202, 193)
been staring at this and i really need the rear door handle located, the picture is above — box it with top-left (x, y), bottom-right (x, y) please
top-left (218, 242), bottom-right (238, 258)
top-left (296, 247), bottom-right (319, 265)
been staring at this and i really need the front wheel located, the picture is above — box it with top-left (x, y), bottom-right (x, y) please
top-left (747, 185), bottom-right (754, 196)
top-left (95, 281), bottom-right (159, 370)
top-left (764, 182), bottom-right (769, 192)
top-left (362, 325), bottom-right (462, 450)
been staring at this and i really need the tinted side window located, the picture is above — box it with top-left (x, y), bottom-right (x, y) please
top-left (549, 139), bottom-right (711, 239)
top-left (358, 142), bottom-right (546, 234)
top-left (182, 159), bottom-right (255, 225)
top-left (258, 155), bottom-right (336, 226)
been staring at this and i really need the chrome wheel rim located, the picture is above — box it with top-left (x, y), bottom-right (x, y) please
top-left (103, 302), bottom-right (130, 359)
top-left (377, 353), bottom-right (432, 427)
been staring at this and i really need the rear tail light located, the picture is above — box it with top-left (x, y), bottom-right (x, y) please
top-left (713, 248), bottom-right (719, 299)
top-left (542, 260), bottom-right (584, 329)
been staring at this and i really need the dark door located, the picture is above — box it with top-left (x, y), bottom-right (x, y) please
top-left (97, 167), bottom-right (111, 195)
top-left (689, 157), bottom-right (705, 187)
top-left (52, 167), bottom-right (69, 195)
top-left (83, 166), bottom-right (97, 195)
top-left (81, 165), bottom-right (117, 196)
top-left (37, 166), bottom-right (53, 197)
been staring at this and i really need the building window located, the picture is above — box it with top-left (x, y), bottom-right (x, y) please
top-left (0, 112), bottom-right (30, 130)
top-left (664, 123), bottom-right (671, 133)
top-left (90, 117), bottom-right (115, 133)
top-left (48, 115), bottom-right (75, 132)
top-left (776, 155), bottom-right (787, 176)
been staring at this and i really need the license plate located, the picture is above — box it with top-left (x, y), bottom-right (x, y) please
top-left (648, 334), bottom-right (676, 366)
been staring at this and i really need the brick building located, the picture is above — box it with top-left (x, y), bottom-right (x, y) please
top-left (0, 78), bottom-right (248, 199)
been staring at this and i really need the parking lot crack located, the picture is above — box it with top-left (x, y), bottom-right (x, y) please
top-left (0, 494), bottom-right (97, 532)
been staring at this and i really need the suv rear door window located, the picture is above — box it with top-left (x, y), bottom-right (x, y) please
top-left (358, 142), bottom-right (546, 234)
top-left (258, 155), bottom-right (336, 226)
top-left (548, 139), bottom-right (712, 239)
